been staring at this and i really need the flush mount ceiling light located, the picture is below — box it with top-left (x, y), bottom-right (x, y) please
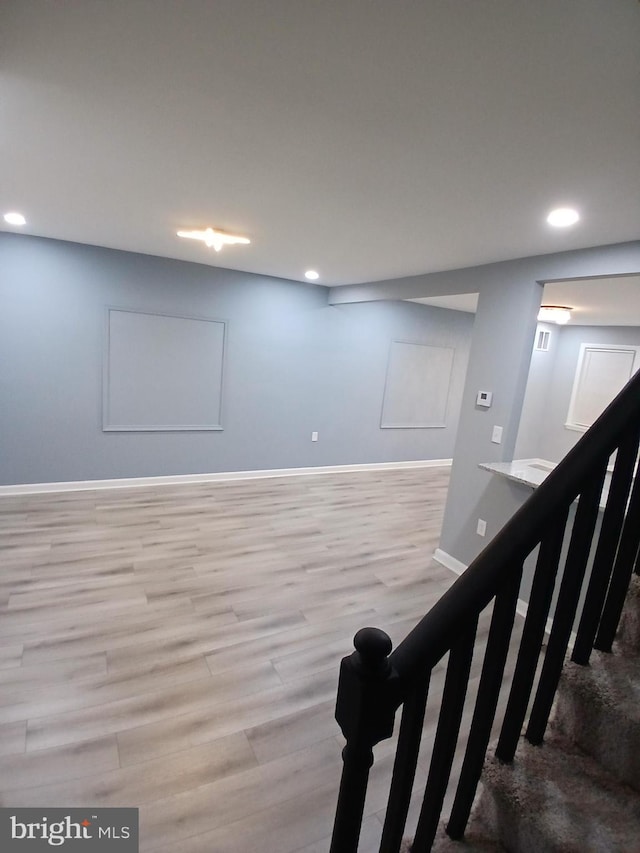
top-left (3, 211), bottom-right (26, 226)
top-left (305, 270), bottom-right (320, 281)
top-left (176, 227), bottom-right (250, 252)
top-left (546, 207), bottom-right (580, 228)
top-left (538, 305), bottom-right (572, 325)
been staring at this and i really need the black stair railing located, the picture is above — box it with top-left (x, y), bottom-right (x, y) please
top-left (329, 368), bottom-right (640, 853)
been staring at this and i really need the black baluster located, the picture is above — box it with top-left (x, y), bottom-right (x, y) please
top-left (527, 462), bottom-right (607, 745)
top-left (495, 508), bottom-right (569, 762)
top-left (595, 465), bottom-right (640, 651)
top-left (573, 429), bottom-right (640, 664)
top-left (411, 616), bottom-right (478, 852)
top-left (447, 565), bottom-right (521, 840)
top-left (379, 671), bottom-right (431, 853)
top-left (330, 627), bottom-right (400, 853)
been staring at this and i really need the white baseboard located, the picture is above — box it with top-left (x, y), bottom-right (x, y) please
top-left (433, 548), bottom-right (468, 577)
top-left (433, 547), bottom-right (574, 645)
top-left (0, 458), bottom-right (452, 496)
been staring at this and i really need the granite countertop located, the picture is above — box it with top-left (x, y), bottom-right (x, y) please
top-left (478, 458), bottom-right (556, 489)
top-left (480, 457), bottom-right (612, 509)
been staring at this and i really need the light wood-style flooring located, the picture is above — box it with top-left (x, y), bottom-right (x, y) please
top-left (0, 466), bottom-right (510, 851)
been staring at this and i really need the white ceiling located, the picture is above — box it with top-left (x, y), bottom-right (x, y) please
top-left (1, 1), bottom-right (639, 287)
top-left (412, 275), bottom-right (640, 326)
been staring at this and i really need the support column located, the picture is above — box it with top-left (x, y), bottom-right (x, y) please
top-left (439, 274), bottom-right (543, 566)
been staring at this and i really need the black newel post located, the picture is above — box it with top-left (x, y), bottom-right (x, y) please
top-left (330, 627), bottom-right (400, 853)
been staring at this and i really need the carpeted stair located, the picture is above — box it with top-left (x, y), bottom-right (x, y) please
top-left (475, 573), bottom-right (640, 852)
top-left (406, 575), bottom-right (640, 851)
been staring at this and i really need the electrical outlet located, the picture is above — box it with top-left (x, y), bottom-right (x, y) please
top-left (311, 431), bottom-right (318, 442)
top-left (477, 518), bottom-right (487, 537)
top-left (491, 425), bottom-right (503, 444)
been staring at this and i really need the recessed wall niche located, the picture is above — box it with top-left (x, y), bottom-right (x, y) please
top-left (566, 343), bottom-right (640, 432)
top-left (380, 340), bottom-right (454, 429)
top-left (103, 308), bottom-right (226, 431)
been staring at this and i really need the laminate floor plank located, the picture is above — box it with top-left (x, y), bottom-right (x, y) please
top-left (245, 699), bottom-right (337, 765)
top-left (0, 653), bottom-right (107, 695)
top-left (0, 735), bottom-right (120, 790)
top-left (115, 667), bottom-right (339, 767)
top-left (20, 605), bottom-right (277, 664)
top-left (2, 731), bottom-right (258, 809)
top-left (0, 657), bottom-right (213, 717)
top-left (137, 738), bottom-right (343, 852)
top-left (203, 608), bottom-right (381, 675)
top-left (0, 465), bottom-right (513, 852)
top-left (0, 720), bottom-right (27, 756)
top-left (0, 643), bottom-right (23, 670)
top-left (24, 659), bottom-right (284, 751)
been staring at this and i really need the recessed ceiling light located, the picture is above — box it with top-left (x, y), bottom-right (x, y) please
top-left (3, 211), bottom-right (26, 226)
top-left (538, 305), bottom-right (572, 325)
top-left (305, 270), bottom-right (320, 281)
top-left (176, 227), bottom-right (250, 252)
top-left (546, 207), bottom-right (580, 228)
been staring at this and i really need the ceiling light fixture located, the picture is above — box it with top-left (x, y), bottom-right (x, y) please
top-left (305, 270), bottom-right (320, 281)
top-left (177, 227), bottom-right (250, 252)
top-left (538, 305), bottom-right (572, 325)
top-left (546, 207), bottom-right (580, 228)
top-left (3, 211), bottom-right (26, 226)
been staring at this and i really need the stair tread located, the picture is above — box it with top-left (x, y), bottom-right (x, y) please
top-left (555, 649), bottom-right (640, 793)
top-left (617, 573), bottom-right (640, 654)
top-left (430, 824), bottom-right (505, 852)
top-left (400, 823), bottom-right (505, 852)
top-left (560, 650), bottom-right (640, 716)
top-left (481, 734), bottom-right (640, 853)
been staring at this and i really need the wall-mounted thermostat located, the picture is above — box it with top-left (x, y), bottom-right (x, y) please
top-left (476, 390), bottom-right (493, 408)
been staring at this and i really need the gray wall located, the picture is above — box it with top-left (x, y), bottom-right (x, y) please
top-left (439, 243), bottom-right (640, 567)
top-left (330, 240), bottom-right (640, 568)
top-left (537, 324), bottom-right (640, 463)
top-left (439, 273), bottom-right (544, 564)
top-left (440, 247), bottom-right (640, 568)
top-left (0, 232), bottom-right (473, 485)
top-left (516, 324), bottom-right (640, 463)
top-left (513, 322), bottom-right (557, 459)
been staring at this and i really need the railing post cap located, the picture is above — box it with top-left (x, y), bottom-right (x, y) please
top-left (353, 627), bottom-right (393, 666)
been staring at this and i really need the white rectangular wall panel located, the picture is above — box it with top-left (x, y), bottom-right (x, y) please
top-left (381, 341), bottom-right (454, 428)
top-left (103, 308), bottom-right (225, 431)
top-left (566, 343), bottom-right (640, 431)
